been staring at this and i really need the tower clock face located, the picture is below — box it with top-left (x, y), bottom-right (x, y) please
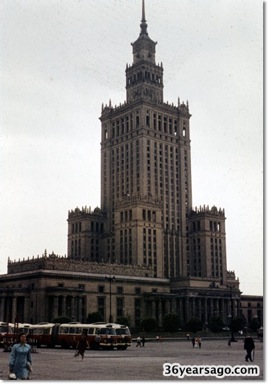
top-left (131, 88), bottom-right (156, 101)
top-left (132, 89), bottom-right (141, 99)
top-left (144, 88), bottom-right (155, 101)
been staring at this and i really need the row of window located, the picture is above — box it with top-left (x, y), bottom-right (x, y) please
top-left (103, 110), bottom-right (189, 140)
top-left (70, 221), bottom-right (104, 234)
top-left (56, 283), bottom-right (153, 296)
top-left (126, 70), bottom-right (162, 86)
top-left (192, 221), bottom-right (222, 232)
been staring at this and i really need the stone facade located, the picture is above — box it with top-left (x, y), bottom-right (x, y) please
top-left (240, 295), bottom-right (263, 326)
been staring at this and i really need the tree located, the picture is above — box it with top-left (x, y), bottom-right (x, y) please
top-left (249, 317), bottom-right (260, 332)
top-left (117, 317), bottom-right (130, 327)
top-left (184, 318), bottom-right (203, 333)
top-left (230, 316), bottom-right (246, 333)
top-left (86, 312), bottom-right (104, 323)
top-left (162, 313), bottom-right (181, 332)
top-left (140, 317), bottom-right (157, 332)
top-left (208, 316), bottom-right (225, 333)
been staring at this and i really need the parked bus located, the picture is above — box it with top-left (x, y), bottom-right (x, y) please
top-left (108, 323), bottom-right (132, 350)
top-left (0, 322), bottom-right (13, 347)
top-left (1, 321), bottom-right (131, 350)
top-left (10, 323), bottom-right (31, 336)
top-left (57, 322), bottom-right (117, 350)
top-left (28, 322), bottom-right (59, 348)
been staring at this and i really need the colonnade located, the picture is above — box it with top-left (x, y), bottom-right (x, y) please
top-left (145, 296), bottom-right (240, 326)
top-left (0, 296), bottom-right (27, 323)
top-left (179, 296), bottom-right (239, 324)
top-left (0, 292), bottom-right (240, 327)
top-left (47, 295), bottom-right (87, 323)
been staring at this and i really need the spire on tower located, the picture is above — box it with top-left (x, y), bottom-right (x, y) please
top-left (142, 0), bottom-right (146, 21)
top-left (140, 0), bottom-right (148, 36)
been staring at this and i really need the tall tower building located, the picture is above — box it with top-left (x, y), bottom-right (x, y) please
top-left (99, 1), bottom-right (192, 280)
top-left (67, 0), bottom-right (235, 295)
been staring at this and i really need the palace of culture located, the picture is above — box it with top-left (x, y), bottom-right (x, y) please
top-left (0, 1), bottom-right (261, 328)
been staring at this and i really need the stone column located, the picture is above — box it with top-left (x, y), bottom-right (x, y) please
top-left (54, 296), bottom-right (59, 320)
top-left (24, 296), bottom-right (31, 322)
top-left (170, 298), bottom-right (175, 314)
top-left (215, 298), bottom-right (219, 315)
top-left (158, 300), bottom-right (163, 326)
top-left (0, 297), bottom-right (5, 321)
top-left (151, 300), bottom-right (156, 320)
top-left (185, 297), bottom-right (190, 322)
top-left (71, 296), bottom-right (75, 320)
top-left (78, 296), bottom-right (83, 322)
top-left (197, 298), bottom-right (202, 320)
top-left (62, 296), bottom-right (66, 317)
top-left (192, 298), bottom-right (196, 318)
top-left (204, 298), bottom-right (208, 324)
top-left (12, 297), bottom-right (16, 323)
top-left (177, 298), bottom-right (182, 320)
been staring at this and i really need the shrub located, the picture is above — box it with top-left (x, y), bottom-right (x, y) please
top-left (86, 312), bottom-right (104, 323)
top-left (183, 317), bottom-right (203, 333)
top-left (162, 313), bottom-right (181, 332)
top-left (140, 317), bottom-right (157, 332)
top-left (208, 316), bottom-right (225, 333)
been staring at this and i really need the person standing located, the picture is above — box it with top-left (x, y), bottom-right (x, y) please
top-left (9, 333), bottom-right (32, 380)
top-left (244, 335), bottom-right (255, 362)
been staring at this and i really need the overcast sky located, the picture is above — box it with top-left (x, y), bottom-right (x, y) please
top-left (0, 0), bottom-right (263, 296)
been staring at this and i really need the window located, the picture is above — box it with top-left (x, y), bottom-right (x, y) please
top-left (135, 287), bottom-right (141, 295)
top-left (117, 286), bottom-right (123, 294)
top-left (116, 298), bottom-right (124, 318)
top-left (98, 297), bottom-right (105, 319)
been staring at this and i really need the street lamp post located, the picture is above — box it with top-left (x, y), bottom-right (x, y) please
top-left (228, 285), bottom-right (236, 342)
top-left (228, 313), bottom-right (232, 345)
top-left (105, 275), bottom-right (115, 323)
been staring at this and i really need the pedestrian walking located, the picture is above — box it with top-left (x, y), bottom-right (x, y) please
top-left (136, 336), bottom-right (141, 347)
top-left (191, 336), bottom-right (195, 347)
top-left (197, 337), bottom-right (202, 348)
top-left (9, 332), bottom-right (32, 380)
top-left (74, 334), bottom-right (89, 360)
top-left (141, 337), bottom-right (145, 347)
top-left (244, 335), bottom-right (255, 362)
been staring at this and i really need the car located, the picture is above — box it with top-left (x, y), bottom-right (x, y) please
top-left (222, 327), bottom-right (230, 331)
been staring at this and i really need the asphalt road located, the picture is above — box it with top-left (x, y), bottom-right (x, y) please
top-left (0, 339), bottom-right (263, 381)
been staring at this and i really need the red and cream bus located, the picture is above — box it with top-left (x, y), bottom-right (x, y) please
top-left (57, 322), bottom-right (117, 349)
top-left (25, 322), bottom-right (131, 350)
top-left (27, 322), bottom-right (59, 348)
top-left (108, 323), bottom-right (132, 350)
top-left (0, 322), bottom-right (13, 347)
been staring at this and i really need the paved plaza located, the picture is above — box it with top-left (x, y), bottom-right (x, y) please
top-left (0, 338), bottom-right (263, 381)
